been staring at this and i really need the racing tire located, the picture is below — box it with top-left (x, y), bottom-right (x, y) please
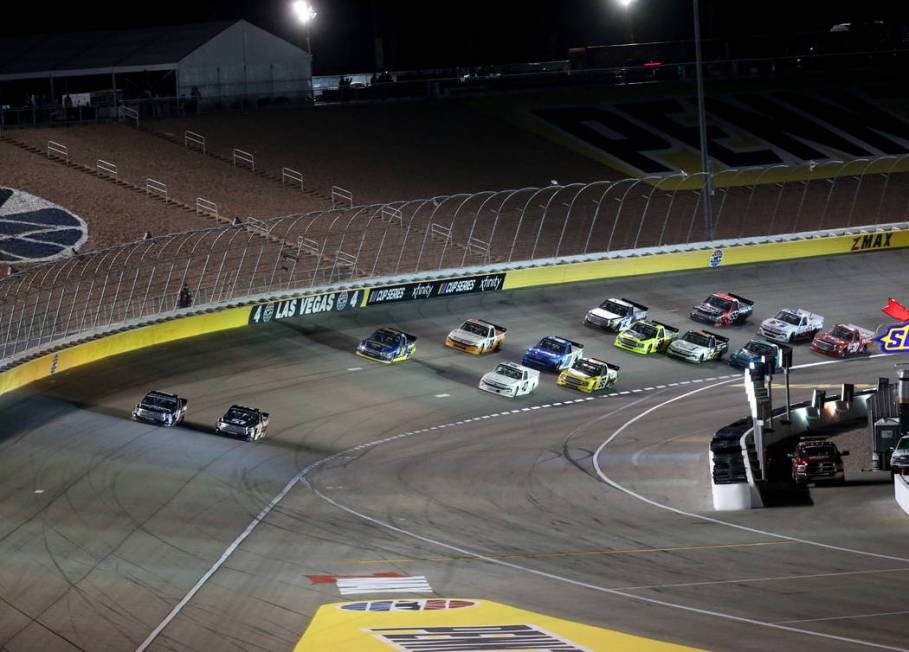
top-left (699, 354), bottom-right (705, 363)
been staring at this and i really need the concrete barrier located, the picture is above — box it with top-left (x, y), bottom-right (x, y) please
top-left (896, 474), bottom-right (909, 517)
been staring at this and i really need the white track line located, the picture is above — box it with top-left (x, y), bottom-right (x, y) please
top-left (777, 609), bottom-right (909, 625)
top-left (136, 352), bottom-right (895, 650)
top-left (592, 376), bottom-right (909, 564)
top-left (305, 482), bottom-right (907, 651)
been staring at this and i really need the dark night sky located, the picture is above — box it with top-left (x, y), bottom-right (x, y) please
top-left (2, 1), bottom-right (907, 75)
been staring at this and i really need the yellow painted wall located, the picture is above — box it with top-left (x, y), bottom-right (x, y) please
top-left (0, 307), bottom-right (248, 396)
top-left (504, 229), bottom-right (909, 290)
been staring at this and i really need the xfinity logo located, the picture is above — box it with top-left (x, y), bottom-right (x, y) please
top-left (480, 275), bottom-right (503, 291)
top-left (410, 283), bottom-right (433, 299)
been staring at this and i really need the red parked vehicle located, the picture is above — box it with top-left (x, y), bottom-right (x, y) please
top-left (810, 323), bottom-right (873, 357)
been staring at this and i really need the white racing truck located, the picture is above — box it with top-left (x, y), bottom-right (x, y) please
top-left (479, 362), bottom-right (540, 398)
top-left (759, 308), bottom-right (823, 343)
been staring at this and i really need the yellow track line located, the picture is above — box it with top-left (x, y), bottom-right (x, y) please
top-left (336, 540), bottom-right (798, 565)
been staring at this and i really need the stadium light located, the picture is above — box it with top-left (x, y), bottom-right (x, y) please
top-left (292, 1), bottom-right (317, 24)
top-left (616, 0), bottom-right (637, 7)
top-left (291, 1), bottom-right (316, 56)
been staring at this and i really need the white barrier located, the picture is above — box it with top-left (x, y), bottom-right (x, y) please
top-left (282, 167), bottom-right (303, 190)
top-left (118, 105), bottom-right (139, 127)
top-left (196, 197), bottom-right (218, 218)
top-left (232, 148), bottom-right (255, 171)
top-left (331, 185), bottom-right (353, 209)
top-left (297, 236), bottom-right (321, 256)
top-left (97, 159), bottom-right (118, 179)
top-left (245, 218), bottom-right (270, 237)
top-left (896, 474), bottom-right (909, 517)
top-left (381, 205), bottom-right (403, 225)
top-left (146, 178), bottom-right (168, 202)
top-left (47, 140), bottom-right (69, 163)
top-left (184, 130), bottom-right (206, 154)
top-left (709, 451), bottom-right (754, 510)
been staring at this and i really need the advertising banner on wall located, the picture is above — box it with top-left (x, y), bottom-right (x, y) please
top-left (365, 273), bottom-right (507, 306)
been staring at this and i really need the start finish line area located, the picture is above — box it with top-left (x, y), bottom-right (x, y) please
top-left (297, 598), bottom-right (701, 651)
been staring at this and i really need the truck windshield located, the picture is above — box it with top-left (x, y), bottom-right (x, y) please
top-left (706, 295), bottom-right (732, 310)
top-left (776, 311), bottom-right (801, 326)
top-left (631, 323), bottom-right (658, 339)
top-left (831, 325), bottom-right (854, 340)
top-left (495, 364), bottom-right (523, 380)
top-left (682, 332), bottom-right (710, 347)
top-left (600, 300), bottom-right (630, 316)
top-left (143, 394), bottom-right (177, 409)
top-left (539, 338), bottom-right (567, 353)
top-left (895, 437), bottom-right (909, 452)
top-left (461, 321), bottom-right (488, 336)
top-left (573, 359), bottom-right (604, 376)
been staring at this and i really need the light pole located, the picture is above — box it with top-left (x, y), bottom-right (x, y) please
top-left (292, 0), bottom-right (317, 54)
top-left (619, 0), bottom-right (712, 238)
top-left (617, 0), bottom-right (637, 43)
top-left (692, 0), bottom-right (713, 239)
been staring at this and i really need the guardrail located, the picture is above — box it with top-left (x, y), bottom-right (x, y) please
top-left (117, 105), bottom-right (139, 127)
top-left (47, 140), bottom-right (69, 163)
top-left (96, 159), bottom-right (118, 179)
top-left (184, 130), bottom-right (206, 154)
top-left (145, 178), bottom-right (168, 202)
top-left (282, 167), bottom-right (303, 190)
top-left (331, 186), bottom-right (353, 209)
top-left (195, 197), bottom-right (218, 218)
top-left (232, 148), bottom-right (255, 171)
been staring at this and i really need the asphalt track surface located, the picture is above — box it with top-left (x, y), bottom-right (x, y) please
top-left (1, 249), bottom-right (907, 651)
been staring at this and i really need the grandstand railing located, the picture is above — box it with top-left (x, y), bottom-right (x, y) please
top-left (2, 155), bottom-right (909, 368)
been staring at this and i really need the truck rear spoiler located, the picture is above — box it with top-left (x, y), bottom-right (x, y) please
top-left (604, 362), bottom-right (621, 372)
top-left (620, 298), bottom-right (648, 311)
top-left (729, 293), bottom-right (754, 306)
top-left (652, 320), bottom-right (679, 333)
top-left (701, 329), bottom-right (729, 343)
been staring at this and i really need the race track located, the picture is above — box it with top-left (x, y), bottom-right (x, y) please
top-left (0, 249), bottom-right (907, 651)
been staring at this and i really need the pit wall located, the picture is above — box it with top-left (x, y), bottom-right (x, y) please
top-left (2, 224), bottom-right (908, 398)
top-left (897, 474), bottom-right (909, 517)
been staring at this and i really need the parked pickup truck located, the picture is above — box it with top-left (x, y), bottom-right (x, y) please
top-left (790, 438), bottom-right (848, 485)
top-left (759, 308), bottom-right (823, 343)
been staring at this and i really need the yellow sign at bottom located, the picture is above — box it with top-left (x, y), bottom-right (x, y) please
top-left (295, 598), bottom-right (703, 651)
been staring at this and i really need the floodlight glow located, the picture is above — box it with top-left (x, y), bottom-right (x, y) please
top-left (293, 0), bottom-right (317, 24)
top-left (617, 0), bottom-right (636, 8)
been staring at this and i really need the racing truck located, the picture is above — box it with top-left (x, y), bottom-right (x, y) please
top-left (810, 323), bottom-right (874, 357)
top-left (690, 292), bottom-right (754, 327)
top-left (557, 357), bottom-right (620, 392)
top-left (584, 297), bottom-right (648, 332)
top-left (522, 336), bottom-right (584, 372)
top-left (479, 362), bottom-right (540, 398)
top-left (216, 405), bottom-right (270, 441)
top-left (356, 327), bottom-right (417, 363)
top-left (445, 318), bottom-right (506, 354)
top-left (666, 329), bottom-right (729, 363)
top-left (132, 390), bottom-right (188, 427)
top-left (759, 308), bottom-right (823, 343)
top-left (614, 320), bottom-right (679, 354)
top-left (789, 438), bottom-right (848, 485)
top-left (729, 339), bottom-right (782, 373)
